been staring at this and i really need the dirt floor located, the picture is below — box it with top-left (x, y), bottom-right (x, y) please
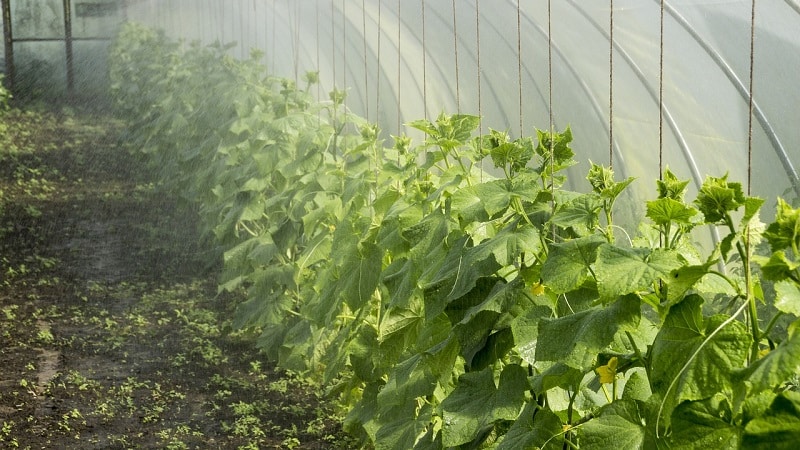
top-left (0, 108), bottom-right (358, 449)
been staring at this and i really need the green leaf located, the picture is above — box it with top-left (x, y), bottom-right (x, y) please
top-left (774, 281), bottom-right (800, 316)
top-left (440, 364), bottom-right (529, 447)
top-left (535, 294), bottom-right (641, 371)
top-left (422, 235), bottom-right (502, 318)
top-left (536, 126), bottom-right (574, 165)
top-left (497, 402), bottom-right (564, 450)
top-left (530, 361), bottom-right (585, 393)
top-left (489, 137), bottom-right (535, 175)
top-left (622, 369), bottom-right (653, 402)
top-left (377, 336), bottom-right (458, 408)
top-left (448, 114), bottom-right (482, 143)
top-left (764, 197), bottom-right (800, 252)
top-left (586, 162), bottom-right (636, 201)
top-left (664, 261), bottom-right (715, 306)
top-left (374, 401), bottom-right (432, 450)
top-left (595, 245), bottom-right (682, 301)
top-left (649, 295), bottom-right (752, 429)
top-left (759, 251), bottom-right (800, 282)
top-left (339, 241), bottom-right (383, 311)
top-left (551, 194), bottom-right (603, 233)
top-left (451, 179), bottom-right (536, 224)
top-left (541, 234), bottom-right (605, 294)
top-left (694, 174), bottom-right (746, 223)
top-left (657, 168), bottom-right (690, 201)
top-left (511, 303), bottom-right (556, 365)
top-left (646, 197), bottom-right (698, 225)
top-left (666, 396), bottom-right (741, 449)
top-left (579, 399), bottom-right (648, 449)
top-left (743, 391), bottom-right (800, 449)
top-left (735, 319), bottom-right (800, 395)
top-left (379, 305), bottom-right (424, 343)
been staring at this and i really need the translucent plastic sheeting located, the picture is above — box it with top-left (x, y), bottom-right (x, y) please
top-left (123, 0), bottom-right (800, 229)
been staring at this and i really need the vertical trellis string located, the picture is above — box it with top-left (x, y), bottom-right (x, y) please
top-left (287, 0), bottom-right (300, 86)
top-left (452, 0), bottom-right (460, 113)
top-left (609, 0), bottom-right (614, 167)
top-left (342, 0), bottom-right (348, 123)
top-left (659, 0), bottom-right (665, 179)
top-left (316, 0), bottom-right (321, 102)
top-left (548, 0), bottom-right (555, 240)
top-left (476, 0), bottom-right (483, 181)
top-left (331, 0), bottom-right (336, 95)
top-left (747, 0), bottom-right (756, 195)
top-left (376, 0), bottom-right (381, 123)
top-left (476, 0), bottom-right (482, 123)
top-left (422, 0), bottom-right (428, 120)
top-left (397, 0), bottom-right (402, 133)
top-left (362, 0), bottom-right (370, 119)
top-left (240, 1), bottom-right (245, 59)
top-left (271, 2), bottom-right (276, 71)
top-left (517, 0), bottom-right (523, 136)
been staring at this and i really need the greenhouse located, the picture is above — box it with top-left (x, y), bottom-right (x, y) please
top-left (1, 1), bottom-right (799, 448)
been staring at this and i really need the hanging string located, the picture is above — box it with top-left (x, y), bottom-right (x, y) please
top-left (659, 0), bottom-right (665, 179)
top-left (239, 1), bottom-right (245, 59)
top-left (293, 0), bottom-right (301, 85)
top-left (452, 0), bottom-right (461, 113)
top-left (476, 0), bottom-right (483, 181)
top-left (342, 0), bottom-right (348, 122)
top-left (363, 0), bottom-right (370, 119)
top-left (747, 0), bottom-right (756, 195)
top-left (331, 0), bottom-right (336, 95)
top-left (609, 0), bottom-right (614, 167)
top-left (548, 0), bottom-right (555, 240)
top-left (547, 1), bottom-right (554, 160)
top-left (271, 2), bottom-right (276, 71)
top-left (316, 0), bottom-right (321, 102)
top-left (517, 0), bottom-right (523, 136)
top-left (476, 0), bottom-right (482, 121)
top-left (397, 0), bottom-right (402, 133)
top-left (422, 0), bottom-right (428, 120)
top-left (376, 0), bottom-right (382, 123)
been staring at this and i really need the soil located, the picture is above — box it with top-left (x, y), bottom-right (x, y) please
top-left (0, 108), bottom-right (358, 449)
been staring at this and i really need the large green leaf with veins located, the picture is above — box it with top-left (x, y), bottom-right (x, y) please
top-left (735, 318), bottom-right (800, 395)
top-left (440, 364), bottom-right (529, 447)
top-left (535, 294), bottom-right (641, 371)
top-left (497, 403), bottom-right (564, 450)
top-left (541, 234), bottom-right (605, 294)
top-left (743, 391), bottom-right (800, 448)
top-left (649, 295), bottom-right (751, 430)
top-left (665, 396), bottom-right (741, 449)
top-left (595, 244), bottom-right (682, 301)
top-left (580, 399), bottom-right (649, 450)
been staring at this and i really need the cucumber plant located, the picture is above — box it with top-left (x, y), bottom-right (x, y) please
top-left (110, 23), bottom-right (800, 449)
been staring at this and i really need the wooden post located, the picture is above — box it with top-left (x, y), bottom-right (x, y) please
top-left (1, 0), bottom-right (14, 93)
top-left (63, 0), bottom-right (74, 95)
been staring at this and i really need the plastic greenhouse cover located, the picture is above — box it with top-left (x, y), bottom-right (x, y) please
top-left (123, 0), bottom-right (800, 236)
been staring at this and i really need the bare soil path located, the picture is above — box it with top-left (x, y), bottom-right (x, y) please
top-left (0, 109), bottom-right (356, 449)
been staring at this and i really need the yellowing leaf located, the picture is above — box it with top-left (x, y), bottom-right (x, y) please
top-left (596, 357), bottom-right (619, 384)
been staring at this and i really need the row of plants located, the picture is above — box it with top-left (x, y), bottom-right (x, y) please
top-left (109, 22), bottom-right (799, 448)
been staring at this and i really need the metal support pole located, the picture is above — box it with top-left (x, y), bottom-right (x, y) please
top-left (1, 0), bottom-right (14, 93)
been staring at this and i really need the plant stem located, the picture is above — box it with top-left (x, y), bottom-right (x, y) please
top-left (761, 311), bottom-right (785, 342)
top-left (728, 213), bottom-right (760, 362)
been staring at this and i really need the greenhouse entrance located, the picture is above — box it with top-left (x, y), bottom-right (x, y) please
top-left (1, 0), bottom-right (125, 100)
